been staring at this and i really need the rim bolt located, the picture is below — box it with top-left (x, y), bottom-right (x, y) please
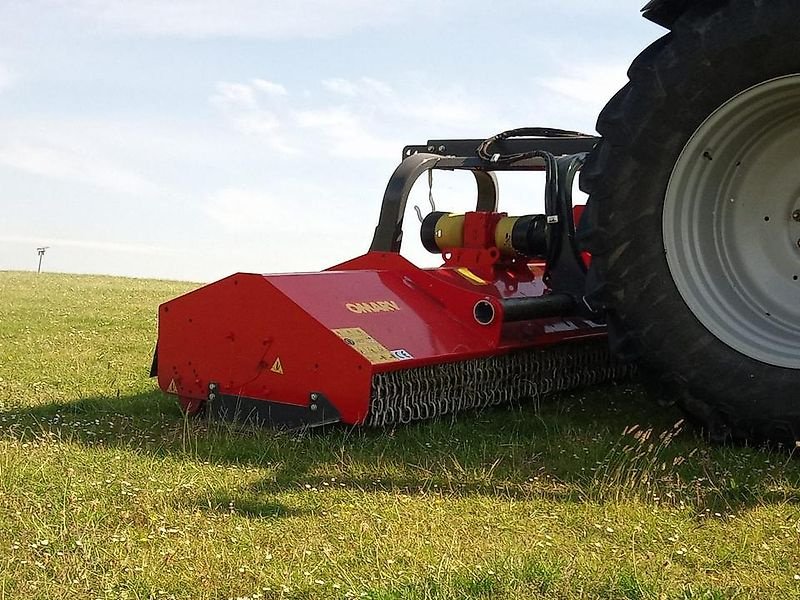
top-left (793, 209), bottom-right (800, 222)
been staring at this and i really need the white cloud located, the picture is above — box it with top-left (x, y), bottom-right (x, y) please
top-left (319, 77), bottom-right (478, 126)
top-left (201, 184), bottom-right (368, 273)
top-left (230, 111), bottom-right (280, 135)
top-left (211, 80), bottom-right (296, 153)
top-left (212, 76), bottom-right (494, 160)
top-left (211, 80), bottom-right (290, 110)
top-left (321, 78), bottom-right (358, 97)
top-left (205, 188), bottom-right (280, 233)
top-left (211, 82), bottom-right (258, 109)
top-left (0, 142), bottom-right (160, 197)
top-left (322, 77), bottom-right (391, 98)
top-left (293, 106), bottom-right (397, 159)
top-left (0, 116), bottom-right (227, 198)
top-left (252, 79), bottom-right (288, 97)
top-left (52, 0), bottom-right (447, 39)
top-left (204, 185), bottom-right (333, 233)
top-left (0, 234), bottom-right (185, 256)
top-left (0, 64), bottom-right (15, 91)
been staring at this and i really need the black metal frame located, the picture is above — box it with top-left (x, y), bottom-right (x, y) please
top-left (371, 136), bottom-right (598, 254)
top-left (401, 137), bottom-right (598, 161)
top-left (369, 135), bottom-right (599, 317)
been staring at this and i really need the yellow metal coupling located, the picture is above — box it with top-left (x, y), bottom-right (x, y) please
top-left (420, 212), bottom-right (465, 253)
top-left (494, 216), bottom-right (519, 257)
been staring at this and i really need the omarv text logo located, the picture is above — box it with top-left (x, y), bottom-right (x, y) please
top-left (345, 300), bottom-right (401, 314)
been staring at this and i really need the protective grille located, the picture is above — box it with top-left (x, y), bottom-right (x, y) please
top-left (366, 340), bottom-right (633, 426)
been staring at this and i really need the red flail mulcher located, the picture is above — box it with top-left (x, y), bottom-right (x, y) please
top-left (152, 131), bottom-right (631, 428)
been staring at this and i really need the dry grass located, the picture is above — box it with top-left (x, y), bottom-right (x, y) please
top-left (1, 270), bottom-right (800, 599)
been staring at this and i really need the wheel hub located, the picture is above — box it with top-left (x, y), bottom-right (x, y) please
top-left (664, 75), bottom-right (800, 369)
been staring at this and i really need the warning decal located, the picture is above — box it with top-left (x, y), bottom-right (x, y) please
top-left (332, 327), bottom-right (399, 365)
top-left (167, 379), bottom-right (178, 394)
top-left (271, 357), bottom-right (284, 375)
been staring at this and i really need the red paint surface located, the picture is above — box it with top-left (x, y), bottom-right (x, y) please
top-left (156, 212), bottom-right (605, 425)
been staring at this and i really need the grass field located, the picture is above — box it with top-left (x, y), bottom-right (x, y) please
top-left (1, 270), bottom-right (799, 599)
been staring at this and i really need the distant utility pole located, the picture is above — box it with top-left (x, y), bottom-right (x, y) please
top-left (36, 247), bottom-right (49, 274)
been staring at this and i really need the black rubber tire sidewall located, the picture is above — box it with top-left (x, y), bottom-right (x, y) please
top-left (579, 0), bottom-right (800, 444)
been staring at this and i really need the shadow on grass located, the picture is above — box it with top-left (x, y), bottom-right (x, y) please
top-left (1, 382), bottom-right (799, 515)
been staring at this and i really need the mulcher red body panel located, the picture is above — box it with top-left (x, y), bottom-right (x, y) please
top-left (155, 251), bottom-right (608, 426)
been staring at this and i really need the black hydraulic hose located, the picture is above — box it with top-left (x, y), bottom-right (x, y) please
top-left (476, 127), bottom-right (592, 269)
top-left (476, 127), bottom-right (592, 164)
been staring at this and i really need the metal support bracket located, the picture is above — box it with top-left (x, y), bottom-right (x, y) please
top-left (207, 383), bottom-right (342, 429)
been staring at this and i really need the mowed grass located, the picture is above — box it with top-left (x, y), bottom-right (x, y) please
top-left (1, 271), bottom-right (799, 600)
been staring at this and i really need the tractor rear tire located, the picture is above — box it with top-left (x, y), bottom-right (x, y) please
top-left (580, 0), bottom-right (800, 444)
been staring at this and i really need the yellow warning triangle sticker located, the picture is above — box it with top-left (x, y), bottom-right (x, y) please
top-left (270, 357), bottom-right (284, 375)
top-left (167, 379), bottom-right (178, 394)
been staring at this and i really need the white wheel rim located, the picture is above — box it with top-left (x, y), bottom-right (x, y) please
top-left (664, 75), bottom-right (800, 369)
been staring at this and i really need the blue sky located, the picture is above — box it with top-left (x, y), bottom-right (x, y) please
top-left (0, 1), bottom-right (663, 281)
